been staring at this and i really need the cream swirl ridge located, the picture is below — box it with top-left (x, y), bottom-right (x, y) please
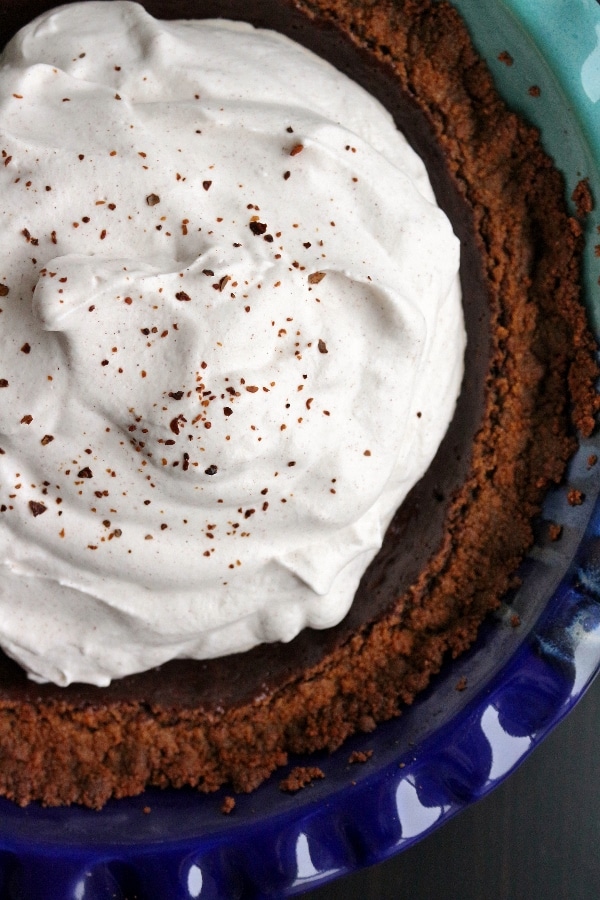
top-left (0, 1), bottom-right (464, 685)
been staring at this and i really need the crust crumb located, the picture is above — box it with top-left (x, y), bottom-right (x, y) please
top-left (279, 766), bottom-right (325, 793)
top-left (348, 749), bottom-right (373, 764)
top-left (498, 50), bottom-right (513, 66)
top-left (220, 795), bottom-right (236, 814)
top-left (548, 522), bottom-right (563, 541)
top-left (572, 178), bottom-right (594, 219)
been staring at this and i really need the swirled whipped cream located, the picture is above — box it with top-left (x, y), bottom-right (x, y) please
top-left (0, 1), bottom-right (464, 686)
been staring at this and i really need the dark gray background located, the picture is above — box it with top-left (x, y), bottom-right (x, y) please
top-left (304, 669), bottom-right (600, 900)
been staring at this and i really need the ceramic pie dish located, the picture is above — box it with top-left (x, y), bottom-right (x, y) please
top-left (0, 0), bottom-right (600, 896)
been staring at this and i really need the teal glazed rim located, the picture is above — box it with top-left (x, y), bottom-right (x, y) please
top-left (2, 1), bottom-right (600, 897)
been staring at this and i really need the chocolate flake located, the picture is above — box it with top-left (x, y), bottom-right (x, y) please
top-left (205, 464), bottom-right (218, 476)
top-left (28, 500), bottom-right (47, 517)
top-left (202, 181), bottom-right (212, 191)
top-left (0, 284), bottom-right (8, 297)
top-left (318, 339), bottom-right (328, 354)
top-left (249, 221), bottom-right (267, 236)
top-left (308, 271), bottom-right (326, 285)
top-left (77, 467), bottom-right (93, 479)
top-left (146, 194), bottom-right (160, 206)
top-left (21, 228), bottom-right (38, 246)
top-left (175, 291), bottom-right (191, 302)
top-left (170, 415), bottom-right (187, 435)
top-left (41, 435), bottom-right (54, 446)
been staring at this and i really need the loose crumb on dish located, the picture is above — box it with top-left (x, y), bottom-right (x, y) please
top-left (548, 522), bottom-right (563, 542)
top-left (568, 489), bottom-right (585, 506)
top-left (220, 795), bottom-right (236, 814)
top-left (348, 749), bottom-right (373, 764)
top-left (498, 50), bottom-right (514, 66)
top-left (279, 766), bottom-right (325, 792)
top-left (572, 178), bottom-right (594, 219)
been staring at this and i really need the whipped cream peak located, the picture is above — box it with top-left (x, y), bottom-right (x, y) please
top-left (0, 2), bottom-right (464, 685)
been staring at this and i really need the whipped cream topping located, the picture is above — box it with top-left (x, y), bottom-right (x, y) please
top-left (0, 1), bottom-right (464, 686)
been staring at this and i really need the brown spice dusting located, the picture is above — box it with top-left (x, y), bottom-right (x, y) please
top-left (308, 271), bottom-right (326, 285)
top-left (279, 767), bottom-right (325, 793)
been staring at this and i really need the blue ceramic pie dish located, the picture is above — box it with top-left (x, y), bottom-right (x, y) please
top-left (2, 1), bottom-right (600, 897)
